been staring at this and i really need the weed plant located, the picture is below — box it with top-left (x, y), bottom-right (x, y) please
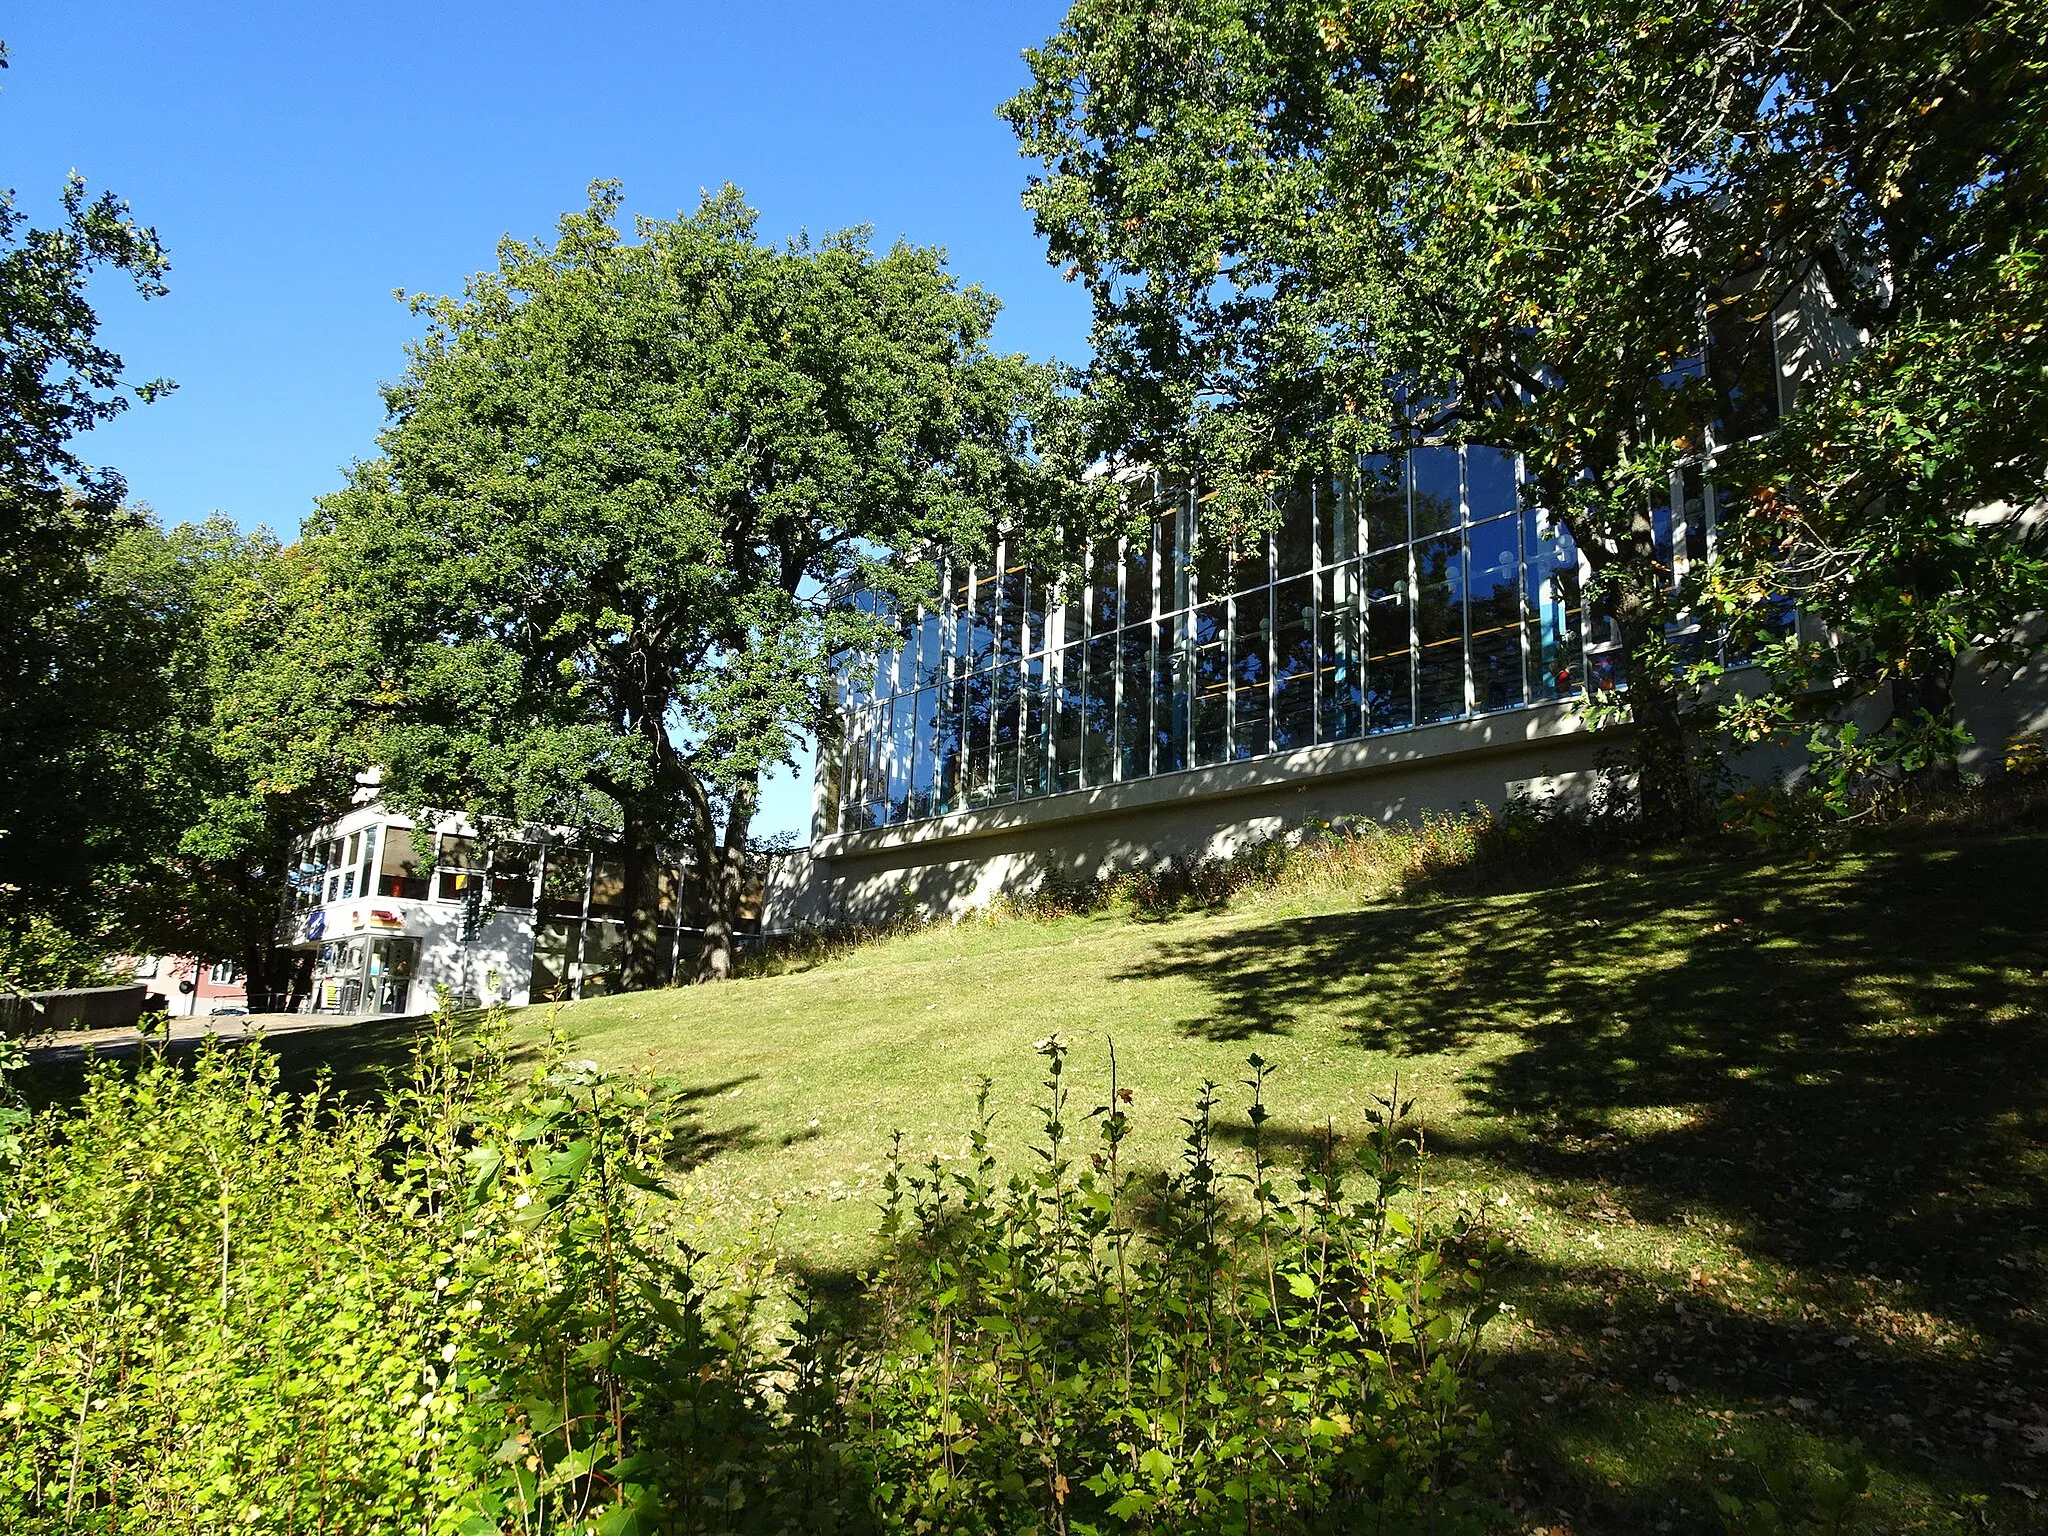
top-left (0, 1011), bottom-right (1499, 1534)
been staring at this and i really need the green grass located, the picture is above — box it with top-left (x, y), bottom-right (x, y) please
top-left (519, 827), bottom-right (2047, 1535)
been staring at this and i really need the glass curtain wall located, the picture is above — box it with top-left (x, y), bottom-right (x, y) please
top-left (834, 448), bottom-right (1734, 835)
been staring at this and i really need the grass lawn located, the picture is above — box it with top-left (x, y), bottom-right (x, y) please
top-left (515, 826), bottom-right (2047, 1535)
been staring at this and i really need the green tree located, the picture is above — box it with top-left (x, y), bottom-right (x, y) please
top-left (0, 37), bottom-right (174, 925)
top-left (322, 182), bottom-right (1071, 986)
top-left (101, 518), bottom-right (374, 1010)
top-left (1005, 0), bottom-right (2048, 827)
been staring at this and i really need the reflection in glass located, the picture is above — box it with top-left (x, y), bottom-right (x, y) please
top-left (911, 687), bottom-right (940, 816)
top-left (1158, 504), bottom-right (1190, 614)
top-left (938, 681), bottom-right (964, 814)
top-left (826, 440), bottom-right (1742, 834)
top-left (1055, 643), bottom-right (1085, 791)
top-left (540, 847), bottom-right (590, 919)
top-left (1467, 515), bottom-right (1525, 711)
top-left (1411, 445), bottom-right (1462, 535)
top-left (1231, 587), bottom-right (1271, 759)
top-left (1465, 446), bottom-right (1518, 522)
top-left (1272, 575), bottom-right (1316, 749)
top-left (589, 856), bottom-right (627, 919)
top-left (1119, 628), bottom-right (1151, 781)
top-left (1192, 601), bottom-right (1229, 766)
top-left (992, 663), bottom-right (1020, 802)
top-left (1361, 455), bottom-right (1407, 549)
top-left (1680, 467), bottom-right (1710, 567)
top-left (1020, 655), bottom-right (1049, 797)
top-left (1085, 634), bottom-right (1117, 785)
top-left (1319, 476), bottom-right (1358, 567)
top-left (1275, 487), bottom-right (1313, 579)
top-left (1318, 563), bottom-right (1362, 742)
top-left (1123, 526), bottom-right (1154, 627)
top-left (1091, 542), bottom-right (1119, 635)
top-left (1365, 550), bottom-right (1413, 731)
top-left (1415, 532), bottom-right (1466, 723)
top-left (1154, 613), bottom-right (1188, 774)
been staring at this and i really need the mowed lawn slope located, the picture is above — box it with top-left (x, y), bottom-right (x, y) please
top-left (530, 829), bottom-right (2048, 1534)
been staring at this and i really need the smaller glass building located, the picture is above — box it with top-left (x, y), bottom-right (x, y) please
top-left (831, 451), bottom-right (1739, 835)
top-left (283, 811), bottom-right (764, 1010)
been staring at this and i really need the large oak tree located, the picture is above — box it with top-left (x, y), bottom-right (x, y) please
top-left (322, 183), bottom-right (1073, 985)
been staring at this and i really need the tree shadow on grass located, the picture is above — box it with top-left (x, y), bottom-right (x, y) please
top-left (1115, 831), bottom-right (2048, 1531)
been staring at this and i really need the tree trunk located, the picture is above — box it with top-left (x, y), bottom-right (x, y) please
top-left (619, 809), bottom-right (667, 992)
top-left (240, 935), bottom-right (284, 1014)
top-left (1890, 658), bottom-right (1963, 798)
top-left (694, 778), bottom-right (758, 984)
top-left (1613, 574), bottom-right (1697, 838)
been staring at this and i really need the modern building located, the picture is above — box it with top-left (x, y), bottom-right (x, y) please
top-left (279, 801), bottom-right (761, 1015)
top-left (768, 462), bottom-right (2046, 931)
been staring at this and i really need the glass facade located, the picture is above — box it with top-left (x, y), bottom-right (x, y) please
top-left (834, 447), bottom-right (1741, 835)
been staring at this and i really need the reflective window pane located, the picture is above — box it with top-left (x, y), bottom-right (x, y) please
top-left (1649, 476), bottom-right (1676, 579)
top-left (1021, 567), bottom-right (1047, 655)
top-left (1091, 543), bottom-right (1119, 635)
top-left (1119, 627), bottom-right (1151, 780)
top-left (1365, 549), bottom-right (1414, 731)
top-left (1231, 587), bottom-right (1271, 759)
top-left (1415, 532), bottom-right (1467, 722)
top-left (888, 695), bottom-right (915, 822)
top-left (589, 856), bottom-right (627, 919)
top-left (1272, 576), bottom-right (1316, 749)
top-left (541, 847), bottom-right (590, 919)
top-left (1466, 446), bottom-right (1519, 522)
top-left (1159, 504), bottom-right (1190, 614)
top-left (910, 687), bottom-right (940, 817)
top-left (1275, 486), bottom-right (1313, 579)
top-left (1467, 515), bottom-right (1526, 711)
top-left (1020, 655), bottom-right (1050, 797)
top-left (1154, 614), bottom-right (1189, 774)
top-left (1318, 477), bottom-right (1358, 567)
top-left (937, 681), bottom-right (965, 814)
top-left (1123, 526), bottom-right (1154, 627)
top-left (963, 671), bottom-right (995, 806)
top-left (1318, 562), bottom-right (1363, 742)
top-left (1085, 633), bottom-right (1117, 785)
top-left (1411, 445), bottom-right (1461, 535)
top-left (1680, 466), bottom-right (1710, 567)
top-left (1192, 601), bottom-right (1229, 766)
top-left (1054, 643), bottom-right (1085, 791)
top-left (1361, 454), bottom-right (1408, 550)
top-left (992, 664), bottom-right (1020, 801)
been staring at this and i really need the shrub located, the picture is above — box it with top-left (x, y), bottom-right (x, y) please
top-left (855, 1041), bottom-right (1503, 1535)
top-left (0, 1015), bottom-right (1499, 1534)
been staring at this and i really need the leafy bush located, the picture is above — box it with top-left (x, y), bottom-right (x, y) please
top-left (0, 1015), bottom-right (1499, 1534)
top-left (0, 909), bottom-right (118, 997)
top-left (856, 1042), bottom-right (1503, 1534)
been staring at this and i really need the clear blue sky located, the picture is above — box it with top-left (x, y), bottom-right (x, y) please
top-left (4, 1), bottom-right (1090, 838)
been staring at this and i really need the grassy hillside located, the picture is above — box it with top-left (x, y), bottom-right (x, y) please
top-left (528, 826), bottom-right (2047, 1535)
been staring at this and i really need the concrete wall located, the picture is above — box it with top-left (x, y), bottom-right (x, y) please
top-left (768, 702), bottom-right (1615, 930)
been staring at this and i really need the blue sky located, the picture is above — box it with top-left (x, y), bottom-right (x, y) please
top-left (5, 1), bottom-right (1090, 838)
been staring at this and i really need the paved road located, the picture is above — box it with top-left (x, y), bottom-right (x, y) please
top-left (25, 1011), bottom-right (416, 1066)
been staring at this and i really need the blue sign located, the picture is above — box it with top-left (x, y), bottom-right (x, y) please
top-left (304, 908), bottom-right (326, 941)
